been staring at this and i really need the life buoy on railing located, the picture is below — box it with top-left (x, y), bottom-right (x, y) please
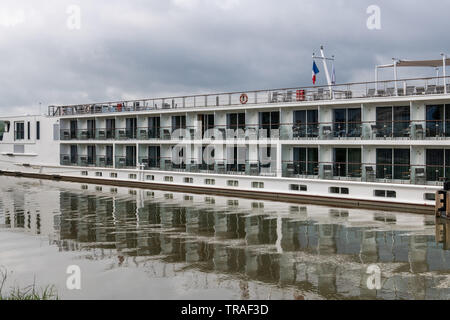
top-left (240, 93), bottom-right (249, 104)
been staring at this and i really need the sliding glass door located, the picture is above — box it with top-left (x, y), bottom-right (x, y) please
top-left (333, 148), bottom-right (361, 177)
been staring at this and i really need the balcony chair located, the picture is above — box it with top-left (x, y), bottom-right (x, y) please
top-left (365, 166), bottom-right (375, 182)
top-left (426, 85), bottom-right (436, 94)
top-left (285, 163), bottom-right (295, 177)
top-left (415, 168), bottom-right (426, 185)
top-left (386, 87), bottom-right (395, 96)
top-left (414, 124), bottom-right (424, 139)
top-left (163, 129), bottom-right (171, 140)
top-left (139, 129), bottom-right (147, 139)
top-left (97, 130), bottom-right (106, 139)
top-left (406, 86), bottom-right (416, 95)
top-left (436, 85), bottom-right (445, 94)
top-left (376, 89), bottom-right (386, 96)
top-left (322, 126), bottom-right (332, 139)
top-left (367, 88), bottom-right (376, 97)
top-left (216, 161), bottom-right (226, 174)
top-left (416, 87), bottom-right (425, 95)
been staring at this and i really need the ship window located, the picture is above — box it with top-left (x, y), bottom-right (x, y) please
top-left (252, 202), bottom-right (264, 209)
top-left (228, 200), bottom-right (239, 207)
top-left (386, 191), bottom-right (396, 198)
top-left (110, 188), bottom-right (118, 194)
top-left (424, 193), bottom-right (436, 201)
top-left (374, 190), bottom-right (386, 197)
top-left (330, 187), bottom-right (340, 194)
top-left (146, 175), bottom-right (155, 181)
top-left (374, 190), bottom-right (397, 198)
top-left (95, 172), bottom-right (102, 177)
top-left (96, 186), bottom-right (102, 191)
top-left (36, 121), bottom-right (40, 140)
top-left (81, 171), bottom-right (88, 176)
top-left (205, 197), bottom-right (215, 204)
top-left (146, 191), bottom-right (154, 197)
top-left (164, 176), bottom-right (173, 182)
top-left (227, 180), bottom-right (239, 187)
top-left (110, 172), bottom-right (118, 178)
top-left (330, 187), bottom-right (349, 194)
top-left (184, 177), bottom-right (193, 183)
top-left (252, 182), bottom-right (264, 189)
top-left (81, 185), bottom-right (88, 190)
top-left (205, 179), bottom-right (215, 185)
top-left (290, 184), bottom-right (307, 191)
top-left (184, 195), bottom-right (193, 202)
top-left (129, 190), bottom-right (137, 195)
top-left (128, 174), bottom-right (137, 179)
top-left (165, 193), bottom-right (173, 199)
top-left (14, 122), bottom-right (24, 140)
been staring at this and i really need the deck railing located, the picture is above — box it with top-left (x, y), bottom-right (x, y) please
top-left (58, 119), bottom-right (450, 141)
top-left (48, 76), bottom-right (450, 117)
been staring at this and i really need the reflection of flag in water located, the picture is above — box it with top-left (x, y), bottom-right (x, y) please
top-left (331, 62), bottom-right (336, 85)
top-left (312, 61), bottom-right (319, 85)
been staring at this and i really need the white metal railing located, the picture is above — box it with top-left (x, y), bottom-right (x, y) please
top-left (48, 76), bottom-right (450, 117)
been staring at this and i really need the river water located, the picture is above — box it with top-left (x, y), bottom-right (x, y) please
top-left (0, 176), bottom-right (449, 300)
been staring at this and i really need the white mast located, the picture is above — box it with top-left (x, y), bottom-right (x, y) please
top-left (313, 46), bottom-right (335, 99)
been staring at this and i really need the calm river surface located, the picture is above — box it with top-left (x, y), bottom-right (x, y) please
top-left (0, 176), bottom-right (450, 300)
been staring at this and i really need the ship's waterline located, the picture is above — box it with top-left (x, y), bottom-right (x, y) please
top-left (0, 176), bottom-right (449, 300)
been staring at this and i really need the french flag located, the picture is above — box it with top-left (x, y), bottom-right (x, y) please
top-left (312, 61), bottom-right (320, 85)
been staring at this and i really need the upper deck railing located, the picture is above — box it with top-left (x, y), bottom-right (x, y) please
top-left (48, 76), bottom-right (450, 117)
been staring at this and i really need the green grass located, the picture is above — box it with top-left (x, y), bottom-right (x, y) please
top-left (0, 267), bottom-right (58, 300)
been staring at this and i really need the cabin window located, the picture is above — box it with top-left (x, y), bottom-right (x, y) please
top-left (81, 171), bottom-right (88, 176)
top-left (184, 195), bottom-right (193, 201)
top-left (95, 172), bottom-right (102, 177)
top-left (228, 200), bottom-right (239, 207)
top-left (205, 179), bottom-right (215, 185)
top-left (15, 122), bottom-right (24, 140)
top-left (110, 172), bottom-right (118, 178)
top-left (129, 190), bottom-right (137, 195)
top-left (128, 174), bottom-right (137, 179)
top-left (252, 202), bottom-right (264, 209)
top-left (290, 184), bottom-right (307, 191)
top-left (165, 193), bottom-right (173, 199)
top-left (146, 191), bottom-right (154, 197)
top-left (374, 190), bottom-right (397, 198)
top-left (36, 121), bottom-right (40, 140)
top-left (205, 197), bottom-right (215, 204)
top-left (146, 175), bottom-right (155, 181)
top-left (424, 193), bottom-right (436, 201)
top-left (184, 177), bottom-right (193, 183)
top-left (81, 185), bottom-right (88, 190)
top-left (164, 176), bottom-right (173, 182)
top-left (95, 186), bottom-right (102, 191)
top-left (110, 188), bottom-right (118, 194)
top-left (227, 180), bottom-right (239, 187)
top-left (252, 182), bottom-right (264, 189)
top-left (330, 187), bottom-right (349, 194)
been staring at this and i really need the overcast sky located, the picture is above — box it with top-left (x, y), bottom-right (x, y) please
top-left (0, 0), bottom-right (449, 115)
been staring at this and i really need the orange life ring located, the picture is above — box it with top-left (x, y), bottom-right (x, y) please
top-left (240, 93), bottom-right (248, 104)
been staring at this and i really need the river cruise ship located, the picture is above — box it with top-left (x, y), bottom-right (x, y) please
top-left (1, 55), bottom-right (450, 213)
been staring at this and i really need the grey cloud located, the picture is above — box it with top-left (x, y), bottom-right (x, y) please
top-left (0, 0), bottom-right (448, 115)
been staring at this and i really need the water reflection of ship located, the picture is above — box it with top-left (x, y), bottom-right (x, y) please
top-left (55, 190), bottom-right (450, 299)
top-left (436, 219), bottom-right (450, 250)
top-left (1, 178), bottom-right (450, 299)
